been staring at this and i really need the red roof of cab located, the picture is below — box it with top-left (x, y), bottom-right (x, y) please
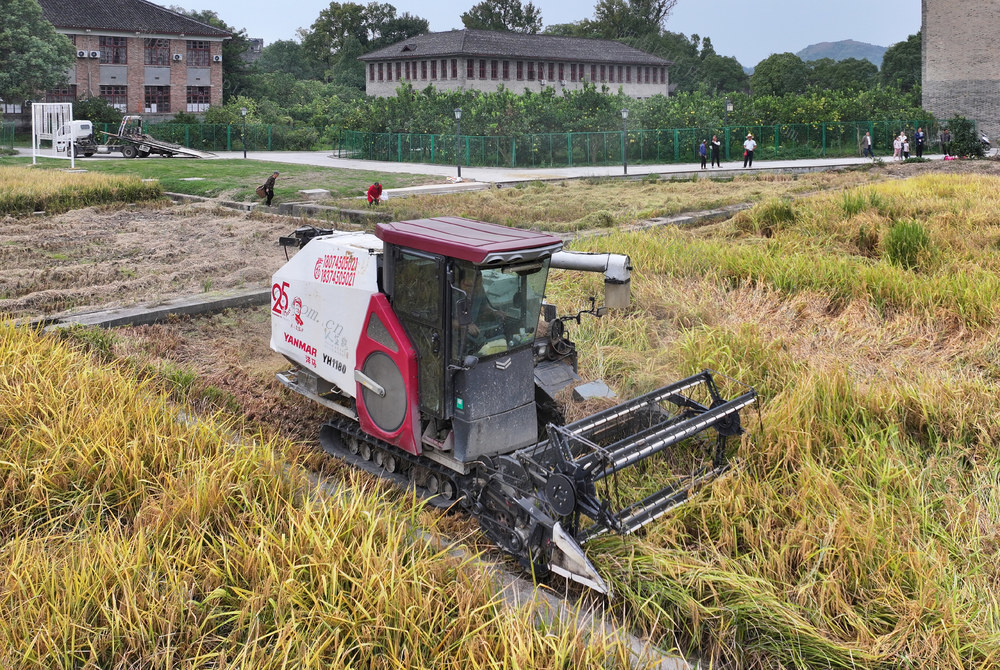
top-left (376, 217), bottom-right (562, 264)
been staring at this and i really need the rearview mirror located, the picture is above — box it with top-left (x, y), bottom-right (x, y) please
top-left (456, 297), bottom-right (473, 326)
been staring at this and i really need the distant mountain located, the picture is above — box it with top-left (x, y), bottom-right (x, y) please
top-left (796, 40), bottom-right (887, 68)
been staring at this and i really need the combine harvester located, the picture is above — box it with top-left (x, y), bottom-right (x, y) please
top-left (270, 217), bottom-right (757, 592)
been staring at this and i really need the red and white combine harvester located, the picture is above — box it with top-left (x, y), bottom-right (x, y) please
top-left (271, 217), bottom-right (756, 592)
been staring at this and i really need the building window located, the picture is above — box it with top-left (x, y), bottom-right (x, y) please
top-left (369, 63), bottom-right (375, 81)
top-left (386, 62), bottom-right (393, 81)
top-left (591, 64), bottom-right (597, 81)
top-left (570, 64), bottom-right (576, 82)
top-left (186, 40), bottom-right (210, 67)
top-left (405, 62), bottom-right (411, 79)
top-left (47, 85), bottom-right (77, 103)
top-left (479, 59), bottom-right (486, 79)
top-left (431, 60), bottom-right (437, 78)
top-left (2, 102), bottom-right (23, 113)
top-left (421, 60), bottom-right (427, 79)
top-left (99, 36), bottom-right (127, 64)
top-left (186, 86), bottom-right (210, 112)
top-left (645, 66), bottom-right (650, 83)
top-left (600, 65), bottom-right (606, 82)
top-left (451, 59), bottom-right (458, 78)
top-left (548, 63), bottom-right (555, 80)
top-left (378, 62), bottom-right (384, 81)
top-left (143, 38), bottom-right (170, 65)
top-left (618, 65), bottom-right (623, 82)
top-left (538, 62), bottom-right (544, 80)
top-left (625, 66), bottom-right (631, 83)
top-left (144, 86), bottom-right (170, 113)
top-left (395, 62), bottom-right (401, 80)
top-left (558, 63), bottom-right (564, 82)
top-left (527, 61), bottom-right (535, 80)
top-left (441, 59), bottom-right (447, 78)
top-left (609, 66), bottom-right (615, 83)
top-left (517, 61), bottom-right (523, 80)
top-left (100, 85), bottom-right (127, 112)
top-left (490, 60), bottom-right (498, 80)
top-left (502, 60), bottom-right (510, 80)
top-left (661, 67), bottom-right (666, 84)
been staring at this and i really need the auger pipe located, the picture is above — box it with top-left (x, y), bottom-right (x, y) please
top-left (549, 251), bottom-right (631, 309)
top-left (579, 390), bottom-right (757, 479)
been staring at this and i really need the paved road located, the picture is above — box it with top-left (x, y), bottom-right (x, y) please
top-left (217, 150), bottom-right (939, 180)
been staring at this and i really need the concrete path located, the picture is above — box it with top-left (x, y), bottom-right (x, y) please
top-left (216, 149), bottom-right (940, 180)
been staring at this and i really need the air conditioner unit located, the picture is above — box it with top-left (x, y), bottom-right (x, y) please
top-left (559, 79), bottom-right (567, 86)
top-left (212, 54), bottom-right (222, 62)
top-left (76, 50), bottom-right (87, 58)
top-left (89, 50), bottom-right (100, 58)
top-left (172, 53), bottom-right (183, 61)
top-left (539, 78), bottom-right (546, 85)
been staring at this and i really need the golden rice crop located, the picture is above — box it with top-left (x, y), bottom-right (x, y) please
top-left (0, 166), bottom-right (161, 215)
top-left (544, 173), bottom-right (1000, 667)
top-left (0, 321), bottom-right (639, 668)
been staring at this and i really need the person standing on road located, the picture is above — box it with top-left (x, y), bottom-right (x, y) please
top-left (260, 171), bottom-right (279, 206)
top-left (914, 127), bottom-right (926, 157)
top-left (699, 140), bottom-right (707, 169)
top-left (861, 131), bottom-right (874, 158)
top-left (892, 134), bottom-right (902, 160)
top-left (367, 182), bottom-right (383, 206)
top-left (940, 128), bottom-right (951, 156)
top-left (743, 133), bottom-right (757, 168)
top-left (903, 137), bottom-right (910, 159)
top-left (711, 135), bottom-right (722, 167)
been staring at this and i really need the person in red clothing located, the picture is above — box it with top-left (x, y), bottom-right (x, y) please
top-left (366, 182), bottom-right (383, 206)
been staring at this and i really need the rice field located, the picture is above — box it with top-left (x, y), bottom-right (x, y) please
top-left (0, 166), bottom-right (162, 215)
top-left (0, 322), bottom-right (640, 668)
top-left (336, 170), bottom-right (886, 233)
top-left (547, 172), bottom-right (1000, 667)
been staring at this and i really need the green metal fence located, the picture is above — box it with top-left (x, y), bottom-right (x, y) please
top-left (93, 122), bottom-right (321, 152)
top-left (0, 121), bottom-right (13, 151)
top-left (334, 120), bottom-right (940, 168)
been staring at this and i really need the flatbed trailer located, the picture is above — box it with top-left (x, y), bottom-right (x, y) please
top-left (98, 115), bottom-right (216, 159)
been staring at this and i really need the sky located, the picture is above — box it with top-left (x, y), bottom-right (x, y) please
top-left (196, 0), bottom-right (921, 68)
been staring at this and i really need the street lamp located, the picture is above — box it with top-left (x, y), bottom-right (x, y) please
top-left (621, 108), bottom-right (629, 175)
top-left (454, 107), bottom-right (462, 179)
top-left (240, 107), bottom-right (247, 159)
top-left (724, 97), bottom-right (733, 126)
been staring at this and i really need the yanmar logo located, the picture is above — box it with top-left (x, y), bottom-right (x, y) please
top-left (284, 332), bottom-right (317, 358)
top-left (314, 254), bottom-right (358, 286)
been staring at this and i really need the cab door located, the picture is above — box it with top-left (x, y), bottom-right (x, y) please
top-left (389, 248), bottom-right (446, 418)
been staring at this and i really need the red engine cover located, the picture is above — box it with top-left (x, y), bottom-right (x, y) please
top-left (354, 293), bottom-right (421, 455)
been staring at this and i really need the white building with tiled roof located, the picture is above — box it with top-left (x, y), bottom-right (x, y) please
top-left (359, 29), bottom-right (671, 98)
top-left (35, 0), bottom-right (230, 118)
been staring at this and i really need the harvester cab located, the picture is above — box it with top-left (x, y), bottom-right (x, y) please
top-left (271, 217), bottom-right (757, 592)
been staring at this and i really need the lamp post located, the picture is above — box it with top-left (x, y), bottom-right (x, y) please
top-left (240, 107), bottom-right (247, 159)
top-left (724, 97), bottom-right (732, 127)
top-left (621, 108), bottom-right (629, 175)
top-left (454, 107), bottom-right (462, 179)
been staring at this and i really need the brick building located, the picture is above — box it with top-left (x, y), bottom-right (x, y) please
top-left (34, 0), bottom-right (229, 120)
top-left (922, 0), bottom-right (1000, 140)
top-left (359, 29), bottom-right (671, 99)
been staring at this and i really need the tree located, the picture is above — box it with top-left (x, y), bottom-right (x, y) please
top-left (461, 0), bottom-right (542, 34)
top-left (881, 31), bottom-right (920, 92)
top-left (257, 40), bottom-right (325, 80)
top-left (808, 57), bottom-right (878, 91)
top-left (751, 52), bottom-right (809, 96)
top-left (73, 97), bottom-right (122, 125)
top-left (591, 0), bottom-right (677, 39)
top-left (302, 2), bottom-right (428, 78)
top-left (0, 0), bottom-right (74, 102)
top-left (169, 7), bottom-right (253, 101)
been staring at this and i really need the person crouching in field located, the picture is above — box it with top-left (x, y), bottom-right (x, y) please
top-left (367, 182), bottom-right (383, 206)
